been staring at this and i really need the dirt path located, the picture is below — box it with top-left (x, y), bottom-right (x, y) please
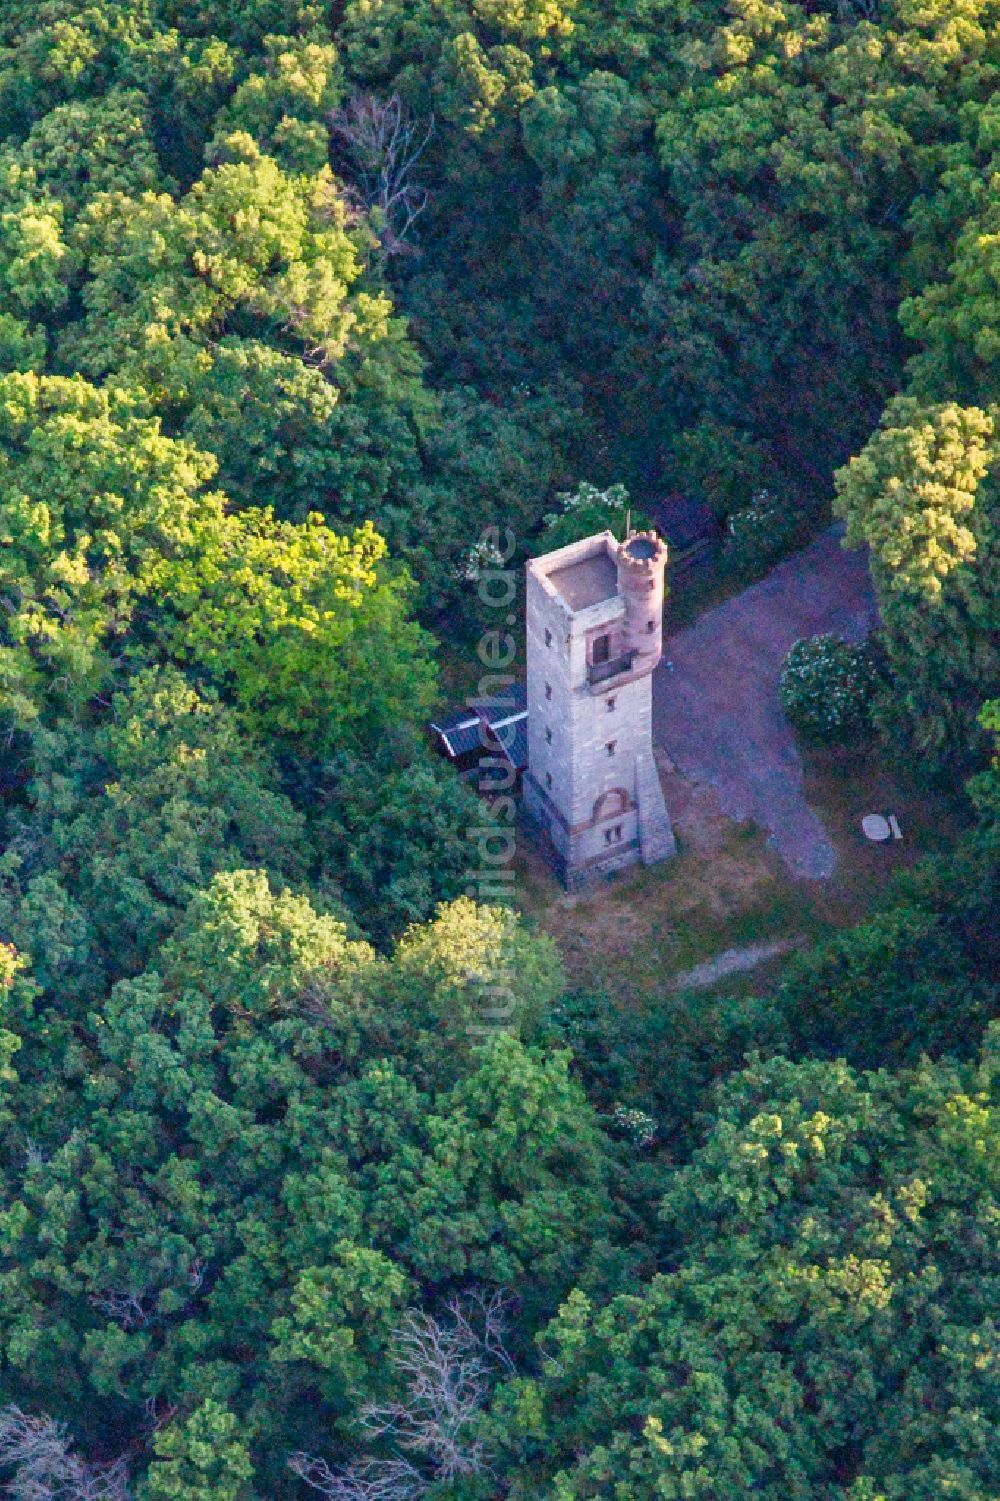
top-left (670, 938), bottom-right (801, 990)
top-left (653, 529), bottom-right (879, 880)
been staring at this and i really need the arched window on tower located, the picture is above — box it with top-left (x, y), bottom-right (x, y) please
top-left (592, 788), bottom-right (628, 823)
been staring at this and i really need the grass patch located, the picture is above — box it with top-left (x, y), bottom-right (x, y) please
top-left (514, 741), bottom-right (973, 1007)
top-left (798, 739), bottom-right (972, 926)
top-left (515, 813), bottom-right (829, 1006)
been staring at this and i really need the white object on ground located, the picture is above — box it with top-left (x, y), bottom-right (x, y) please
top-left (888, 814), bottom-right (902, 840)
top-left (862, 813), bottom-right (891, 842)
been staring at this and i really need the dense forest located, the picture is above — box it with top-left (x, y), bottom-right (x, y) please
top-left (0, 0), bottom-right (998, 1497)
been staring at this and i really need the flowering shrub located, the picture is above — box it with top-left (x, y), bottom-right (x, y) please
top-left (456, 536), bottom-right (508, 582)
top-left (780, 634), bottom-right (878, 742)
top-left (723, 488), bottom-right (798, 576)
top-left (538, 481), bottom-right (650, 552)
top-left (610, 1103), bottom-right (658, 1148)
top-left (545, 480), bottom-right (631, 524)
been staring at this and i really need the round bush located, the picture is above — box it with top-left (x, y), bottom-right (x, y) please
top-left (780, 634), bottom-right (877, 742)
top-left (723, 488), bottom-right (798, 577)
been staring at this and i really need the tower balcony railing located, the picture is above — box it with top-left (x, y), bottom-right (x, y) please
top-left (587, 649), bottom-right (636, 686)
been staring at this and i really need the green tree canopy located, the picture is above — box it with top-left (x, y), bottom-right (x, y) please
top-left (834, 398), bottom-right (1000, 764)
top-left (148, 510), bottom-right (437, 756)
top-left (0, 372), bottom-right (220, 723)
top-left (0, 669), bottom-right (309, 993)
top-left (0, 872), bottom-right (613, 1479)
top-left (495, 1040), bottom-right (1000, 1499)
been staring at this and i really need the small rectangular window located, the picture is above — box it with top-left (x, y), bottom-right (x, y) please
top-left (605, 824), bottom-right (623, 845)
top-left (606, 696), bottom-right (616, 712)
top-left (592, 634), bottom-right (610, 665)
top-left (545, 682), bottom-right (552, 700)
top-left (545, 726), bottom-right (552, 744)
top-left (606, 740), bottom-right (616, 757)
top-left (544, 628), bottom-right (552, 647)
top-left (545, 771), bottom-right (553, 789)
top-left (646, 618), bottom-right (656, 633)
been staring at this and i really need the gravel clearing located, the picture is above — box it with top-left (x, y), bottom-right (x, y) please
top-left (653, 528), bottom-right (879, 879)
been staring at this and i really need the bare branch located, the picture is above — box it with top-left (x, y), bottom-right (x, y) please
top-left (454, 1287), bottom-right (517, 1377)
top-left (142, 1398), bottom-right (178, 1436)
top-left (288, 1454), bottom-right (425, 1501)
top-left (360, 1307), bottom-right (491, 1479)
top-left (89, 1257), bottom-right (209, 1332)
top-left (328, 95), bottom-right (434, 256)
top-left (89, 1290), bottom-right (151, 1331)
top-left (289, 1290), bottom-right (515, 1498)
top-left (0, 1408), bottom-right (132, 1501)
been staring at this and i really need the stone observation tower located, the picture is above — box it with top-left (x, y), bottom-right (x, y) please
top-left (523, 528), bottom-right (676, 889)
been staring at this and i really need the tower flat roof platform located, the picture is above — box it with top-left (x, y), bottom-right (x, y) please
top-left (545, 550), bottom-right (618, 611)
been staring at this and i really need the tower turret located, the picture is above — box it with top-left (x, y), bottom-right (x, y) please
top-left (615, 530), bottom-right (668, 671)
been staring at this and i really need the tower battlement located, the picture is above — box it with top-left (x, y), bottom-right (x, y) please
top-left (523, 529), bottom-right (676, 889)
